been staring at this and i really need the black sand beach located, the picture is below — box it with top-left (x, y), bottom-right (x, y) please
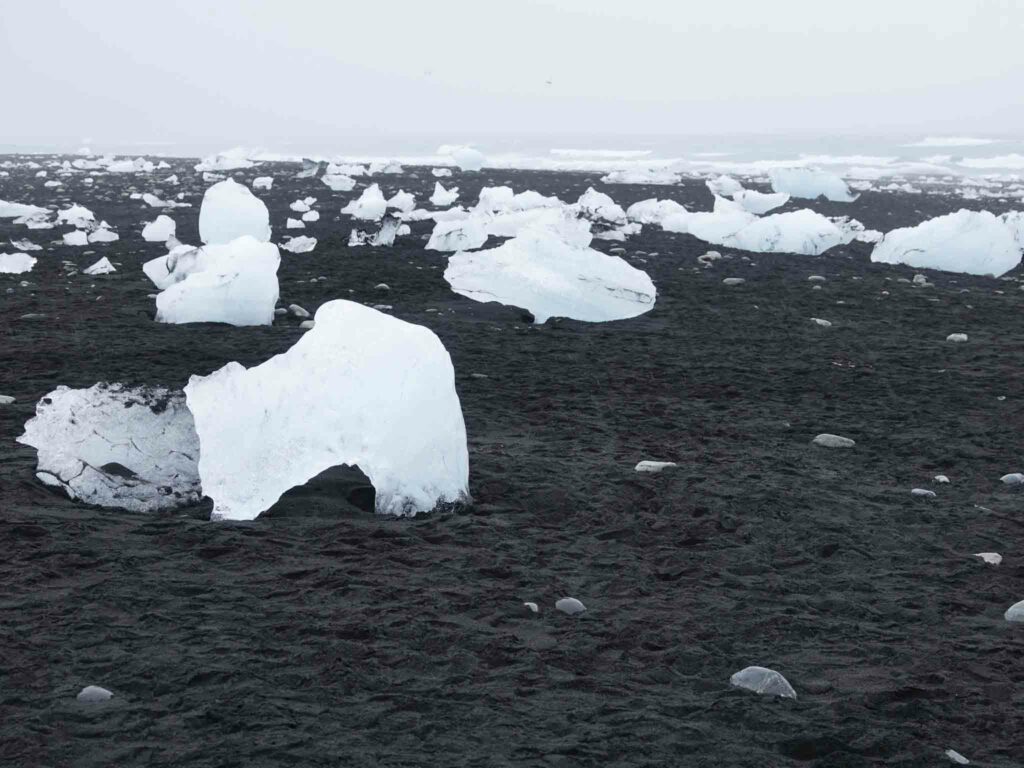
top-left (1, 160), bottom-right (1022, 766)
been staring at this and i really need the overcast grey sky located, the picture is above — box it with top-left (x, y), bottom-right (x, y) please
top-left (2, 0), bottom-right (1021, 147)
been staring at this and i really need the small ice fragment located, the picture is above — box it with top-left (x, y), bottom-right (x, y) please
top-left (722, 277), bottom-right (745, 286)
top-left (523, 602), bottom-right (539, 613)
top-left (934, 475), bottom-right (950, 484)
top-left (810, 318), bottom-right (832, 327)
top-left (945, 748), bottom-right (970, 765)
top-left (911, 488), bottom-right (936, 498)
top-left (555, 597), bottom-right (586, 615)
top-left (946, 333), bottom-right (968, 343)
top-left (1004, 600), bottom-right (1024, 621)
top-left (974, 552), bottom-right (1001, 565)
top-left (999, 473), bottom-right (1023, 486)
top-left (729, 666), bottom-right (797, 699)
top-left (288, 304), bottom-right (310, 319)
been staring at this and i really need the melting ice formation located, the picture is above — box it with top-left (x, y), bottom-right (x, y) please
top-left (0, 252), bottom-right (37, 273)
top-left (17, 384), bottom-right (202, 512)
top-left (152, 237), bottom-right (281, 326)
top-left (730, 666), bottom-right (797, 699)
top-left (444, 217), bottom-right (656, 324)
top-left (19, 305), bottom-right (470, 520)
top-left (184, 301), bottom-right (470, 520)
top-left (341, 184), bottom-right (387, 221)
top-left (870, 209), bottom-right (1023, 276)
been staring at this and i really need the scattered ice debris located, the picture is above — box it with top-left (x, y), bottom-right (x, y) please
top-left (813, 433), bottom-right (855, 448)
top-left (810, 318), bottom-right (832, 327)
top-left (999, 473), bottom-right (1024, 486)
top-left (426, 217), bottom-right (488, 252)
top-left (1004, 600), bottom-right (1024, 622)
top-left (732, 189), bottom-right (790, 214)
top-left (142, 215), bottom-right (177, 242)
top-left (934, 475), bottom-right (950, 484)
top-left (183, 300), bottom-right (469, 520)
top-left (911, 488), bottom-right (937, 498)
top-left (252, 176), bottom-right (273, 190)
top-left (946, 333), bottom-right (968, 343)
top-left (635, 461), bottom-right (677, 473)
top-left (444, 219), bottom-right (656, 323)
top-left (523, 602), bottom-right (539, 613)
top-left (281, 236), bottom-right (317, 254)
top-left (9, 238), bottom-right (42, 252)
top-left (199, 179), bottom-right (271, 245)
top-left (871, 210), bottom-right (1022, 277)
top-left (63, 231), bottom-right (89, 247)
top-left (17, 383), bottom-right (201, 512)
top-left (663, 198), bottom-right (861, 255)
top-left (729, 666), bottom-right (797, 699)
top-left (722, 278), bottom-right (745, 286)
top-left (430, 182), bottom-right (460, 207)
top-left (706, 175), bottom-right (743, 197)
top-left (341, 184), bottom-right (387, 221)
top-left (555, 597), bottom-right (586, 615)
top-left (321, 173), bottom-right (356, 192)
top-left (944, 749), bottom-right (970, 765)
top-left (975, 553), bottom-right (1001, 565)
top-left (155, 237), bottom-right (280, 326)
top-left (83, 257), bottom-right (116, 276)
top-left (601, 168), bottom-right (681, 185)
top-left (77, 686), bottom-right (114, 704)
top-left (768, 168), bottom-right (858, 202)
top-left (0, 200), bottom-right (49, 219)
top-left (0, 252), bottom-right (37, 273)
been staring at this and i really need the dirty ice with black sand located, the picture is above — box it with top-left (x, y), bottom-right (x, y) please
top-left (1, 151), bottom-right (1023, 767)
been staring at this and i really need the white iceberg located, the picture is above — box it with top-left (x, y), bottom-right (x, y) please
top-left (281, 236), bottom-right (317, 254)
top-left (199, 179), bottom-right (271, 245)
top-left (574, 187), bottom-right (626, 223)
top-left (142, 215), bottom-right (176, 243)
top-left (444, 219), bottom-right (656, 323)
top-left (769, 168), bottom-right (858, 203)
top-left (732, 189), bottom-right (790, 215)
top-left (341, 184), bottom-right (387, 221)
top-left (56, 204), bottom-right (95, 228)
top-left (387, 190), bottom-right (416, 213)
top-left (155, 236), bottom-right (280, 326)
top-left (450, 146), bottom-right (485, 171)
top-left (17, 383), bottom-right (201, 512)
top-left (183, 300), bottom-right (470, 520)
top-left (83, 257), bottom-right (116, 275)
top-left (0, 252), bottom-right (37, 273)
top-left (430, 182), bottom-right (460, 207)
top-left (426, 217), bottom-right (488, 252)
top-left (870, 210), bottom-right (1022, 276)
top-left (706, 175), bottom-right (743, 197)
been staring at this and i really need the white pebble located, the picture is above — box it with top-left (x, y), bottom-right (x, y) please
top-left (729, 666), bottom-right (796, 699)
top-left (911, 488), bottom-right (936, 498)
top-left (289, 304), bottom-right (310, 319)
top-left (375, 283), bottom-right (390, 291)
top-left (555, 597), bottom-right (586, 615)
top-left (812, 433), bottom-right (855, 449)
top-left (946, 333), bottom-right (968, 343)
top-left (945, 748), bottom-right (970, 765)
top-left (934, 475), bottom-right (950, 484)
top-left (722, 277), bottom-right (745, 286)
top-left (1005, 599), bottom-right (1024, 622)
top-left (810, 318), bottom-right (832, 327)
top-left (77, 685), bottom-right (113, 703)
top-left (635, 461), bottom-right (677, 473)
top-left (807, 275), bottom-right (826, 282)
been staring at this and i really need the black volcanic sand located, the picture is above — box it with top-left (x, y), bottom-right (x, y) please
top-left (1, 158), bottom-right (1023, 767)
